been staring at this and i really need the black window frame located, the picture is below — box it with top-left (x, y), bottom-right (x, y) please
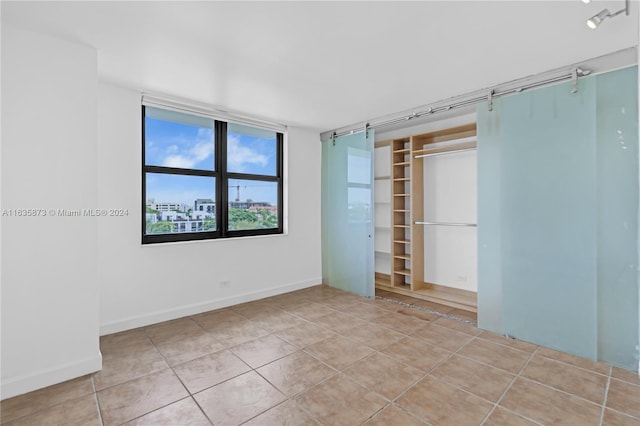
top-left (142, 105), bottom-right (284, 244)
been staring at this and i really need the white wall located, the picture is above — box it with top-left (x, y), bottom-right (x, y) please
top-left (97, 82), bottom-right (322, 335)
top-left (1, 25), bottom-right (101, 399)
top-left (423, 150), bottom-right (477, 291)
top-left (0, 23), bottom-right (322, 400)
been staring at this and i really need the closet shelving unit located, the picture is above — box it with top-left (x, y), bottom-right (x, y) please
top-left (375, 123), bottom-right (478, 312)
top-left (391, 137), bottom-right (415, 289)
top-left (374, 142), bottom-right (392, 279)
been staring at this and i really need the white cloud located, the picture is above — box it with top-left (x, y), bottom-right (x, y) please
top-left (227, 135), bottom-right (268, 172)
top-left (162, 131), bottom-right (214, 169)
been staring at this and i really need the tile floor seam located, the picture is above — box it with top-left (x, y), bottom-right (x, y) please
top-left (535, 352), bottom-right (611, 377)
top-left (94, 334), bottom-right (173, 393)
top-left (598, 365), bottom-right (613, 426)
top-left (228, 336), bottom-right (300, 370)
top-left (365, 346), bottom-right (431, 386)
top-left (385, 403), bottom-right (432, 426)
top-left (472, 335), bottom-right (538, 354)
top-left (611, 375), bottom-right (640, 387)
top-left (420, 370), bottom-right (501, 409)
top-left (280, 356), bottom-right (341, 392)
top-left (511, 375), bottom-right (606, 411)
top-left (286, 393), bottom-right (326, 425)
top-left (227, 385), bottom-right (289, 426)
top-left (285, 371), bottom-right (355, 424)
top-left (0, 379), bottom-right (98, 426)
top-left (131, 328), bottom-right (216, 425)
top-left (392, 370), bottom-right (494, 424)
top-left (188, 394), bottom-right (215, 425)
top-left (236, 399), bottom-right (290, 425)
top-left (339, 366), bottom-right (404, 406)
top-left (301, 338), bottom-right (376, 372)
top-left (250, 347), bottom-right (338, 397)
top-left (91, 375), bottom-right (105, 426)
top-left (14, 287), bottom-right (639, 426)
top-left (185, 356), bottom-right (256, 397)
top-left (144, 328), bottom-right (194, 389)
top-left (479, 346), bottom-right (539, 425)
top-left (453, 350), bottom-right (529, 376)
top-left (604, 406), bottom-right (640, 421)
top-left (484, 405), bottom-right (545, 426)
top-left (383, 337), bottom-right (461, 415)
top-left (146, 326), bottom-right (276, 424)
top-left (298, 348), bottom-right (343, 374)
top-left (324, 374), bottom-right (395, 423)
top-left (119, 396), bottom-right (194, 425)
top-left (392, 327), bottom-right (481, 407)
top-left (358, 401), bottom-right (394, 425)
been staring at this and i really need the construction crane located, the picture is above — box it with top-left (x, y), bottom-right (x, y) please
top-left (228, 181), bottom-right (274, 202)
top-left (229, 182), bottom-right (245, 202)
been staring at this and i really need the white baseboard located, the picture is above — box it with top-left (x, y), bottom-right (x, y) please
top-left (1, 353), bottom-right (102, 401)
top-left (99, 278), bottom-right (322, 336)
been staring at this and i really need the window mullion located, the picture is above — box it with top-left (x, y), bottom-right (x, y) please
top-left (217, 121), bottom-right (228, 237)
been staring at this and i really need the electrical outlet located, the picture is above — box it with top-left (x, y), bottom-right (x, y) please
top-left (219, 280), bottom-right (231, 288)
top-left (456, 275), bottom-right (467, 283)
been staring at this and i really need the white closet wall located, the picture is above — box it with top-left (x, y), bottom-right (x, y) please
top-left (422, 150), bottom-right (477, 291)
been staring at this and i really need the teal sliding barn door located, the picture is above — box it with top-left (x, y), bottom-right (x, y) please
top-left (478, 66), bottom-right (639, 370)
top-left (322, 131), bottom-right (375, 298)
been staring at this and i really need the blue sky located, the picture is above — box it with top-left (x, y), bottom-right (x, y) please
top-left (145, 109), bottom-right (278, 206)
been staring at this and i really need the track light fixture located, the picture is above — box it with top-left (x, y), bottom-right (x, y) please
top-left (586, 0), bottom-right (629, 29)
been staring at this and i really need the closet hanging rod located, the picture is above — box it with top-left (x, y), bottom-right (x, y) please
top-left (415, 221), bottom-right (477, 227)
top-left (415, 147), bottom-right (477, 159)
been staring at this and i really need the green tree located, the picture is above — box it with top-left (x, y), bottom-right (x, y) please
top-left (228, 208), bottom-right (259, 230)
top-left (146, 221), bottom-right (172, 234)
top-left (260, 211), bottom-right (278, 228)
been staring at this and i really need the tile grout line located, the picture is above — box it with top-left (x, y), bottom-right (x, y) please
top-left (63, 288), bottom-right (632, 426)
top-left (379, 331), bottom-right (480, 424)
top-left (142, 328), bottom-right (215, 425)
top-left (514, 374), bottom-right (612, 409)
top-left (598, 365), bottom-right (613, 426)
top-left (0, 377), bottom-right (98, 426)
top-left (479, 346), bottom-right (541, 426)
top-left (281, 314), bottom-right (425, 426)
top-left (531, 351), bottom-right (611, 378)
top-left (90, 375), bottom-right (105, 426)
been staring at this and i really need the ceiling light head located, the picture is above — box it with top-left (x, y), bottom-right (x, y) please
top-left (587, 9), bottom-right (610, 29)
top-left (582, 0), bottom-right (591, 3)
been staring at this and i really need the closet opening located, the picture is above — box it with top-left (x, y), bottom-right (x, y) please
top-left (374, 123), bottom-right (477, 313)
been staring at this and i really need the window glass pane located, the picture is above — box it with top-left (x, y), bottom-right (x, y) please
top-left (228, 179), bottom-right (278, 230)
top-left (227, 123), bottom-right (277, 176)
top-left (145, 173), bottom-right (216, 234)
top-left (145, 106), bottom-right (215, 171)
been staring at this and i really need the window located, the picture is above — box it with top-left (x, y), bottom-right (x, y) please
top-left (142, 105), bottom-right (283, 244)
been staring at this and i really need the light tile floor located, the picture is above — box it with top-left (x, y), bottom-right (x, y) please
top-left (2, 285), bottom-right (639, 425)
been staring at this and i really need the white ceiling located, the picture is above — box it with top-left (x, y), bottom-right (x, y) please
top-left (3, 1), bottom-right (638, 132)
